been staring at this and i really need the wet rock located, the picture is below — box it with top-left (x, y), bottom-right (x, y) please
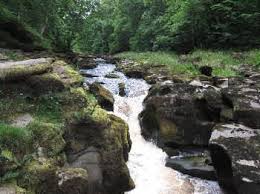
top-left (166, 150), bottom-right (216, 180)
top-left (125, 69), bottom-right (144, 79)
top-left (79, 71), bottom-right (98, 78)
top-left (119, 82), bottom-right (126, 96)
top-left (101, 56), bottom-right (120, 64)
top-left (209, 124), bottom-right (260, 194)
top-left (140, 81), bottom-right (220, 148)
top-left (105, 73), bottom-right (120, 79)
top-left (89, 82), bottom-right (114, 111)
top-left (75, 57), bottom-right (97, 69)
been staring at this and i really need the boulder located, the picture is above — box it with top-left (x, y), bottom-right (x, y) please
top-left (105, 73), bottom-right (120, 79)
top-left (89, 82), bottom-right (114, 111)
top-left (209, 124), bottom-right (260, 194)
top-left (20, 159), bottom-right (89, 194)
top-left (119, 82), bottom-right (126, 97)
top-left (125, 69), bottom-right (144, 79)
top-left (140, 81), bottom-right (220, 148)
top-left (75, 57), bottom-right (97, 69)
top-left (64, 108), bottom-right (134, 194)
top-left (222, 77), bottom-right (260, 128)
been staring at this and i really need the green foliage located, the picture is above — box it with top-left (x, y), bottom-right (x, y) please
top-left (1, 0), bottom-right (260, 52)
top-left (0, 0), bottom-right (97, 52)
top-left (80, 0), bottom-right (260, 53)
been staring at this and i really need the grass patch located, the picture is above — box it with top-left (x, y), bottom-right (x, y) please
top-left (0, 123), bottom-right (32, 152)
top-left (116, 49), bottom-right (260, 77)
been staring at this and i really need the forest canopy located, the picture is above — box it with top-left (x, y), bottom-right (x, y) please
top-left (1, 0), bottom-right (260, 53)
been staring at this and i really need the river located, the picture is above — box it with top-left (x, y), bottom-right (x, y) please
top-left (81, 60), bottom-right (224, 194)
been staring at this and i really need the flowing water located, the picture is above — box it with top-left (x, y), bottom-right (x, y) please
top-left (82, 60), bottom-right (224, 194)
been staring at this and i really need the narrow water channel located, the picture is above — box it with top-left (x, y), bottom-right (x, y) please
top-left (81, 60), bottom-right (223, 194)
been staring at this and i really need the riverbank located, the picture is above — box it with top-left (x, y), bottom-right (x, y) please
top-left (0, 49), bottom-right (133, 194)
top-left (116, 50), bottom-right (260, 78)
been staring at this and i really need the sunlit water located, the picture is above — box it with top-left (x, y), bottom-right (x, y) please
top-left (82, 62), bottom-right (224, 194)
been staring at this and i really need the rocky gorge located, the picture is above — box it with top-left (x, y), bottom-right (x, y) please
top-left (0, 48), bottom-right (259, 194)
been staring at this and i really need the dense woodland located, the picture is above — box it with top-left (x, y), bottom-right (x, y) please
top-left (1, 0), bottom-right (260, 53)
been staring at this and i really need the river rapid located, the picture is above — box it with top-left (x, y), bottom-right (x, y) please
top-left (81, 60), bottom-right (224, 194)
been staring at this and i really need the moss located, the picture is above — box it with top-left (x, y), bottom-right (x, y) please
top-left (27, 73), bottom-right (65, 95)
top-left (27, 121), bottom-right (65, 156)
top-left (100, 114), bottom-right (134, 193)
top-left (52, 60), bottom-right (83, 87)
top-left (19, 159), bottom-right (57, 193)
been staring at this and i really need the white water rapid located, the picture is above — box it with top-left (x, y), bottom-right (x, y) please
top-left (82, 61), bottom-right (224, 194)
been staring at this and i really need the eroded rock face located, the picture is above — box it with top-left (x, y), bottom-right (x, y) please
top-left (209, 124), bottom-right (260, 194)
top-left (140, 81), bottom-right (219, 148)
top-left (64, 110), bottom-right (134, 194)
top-left (68, 147), bottom-right (103, 194)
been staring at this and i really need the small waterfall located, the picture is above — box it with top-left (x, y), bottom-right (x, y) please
top-left (82, 62), bottom-right (223, 194)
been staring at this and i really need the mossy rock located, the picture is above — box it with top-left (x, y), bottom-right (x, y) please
top-left (64, 109), bottom-right (134, 194)
top-left (27, 121), bottom-right (65, 157)
top-left (56, 168), bottom-right (88, 194)
top-left (89, 82), bottom-right (114, 111)
top-left (100, 114), bottom-right (134, 193)
top-left (26, 73), bottom-right (65, 95)
top-left (52, 60), bottom-right (83, 88)
top-left (0, 58), bottom-right (53, 81)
